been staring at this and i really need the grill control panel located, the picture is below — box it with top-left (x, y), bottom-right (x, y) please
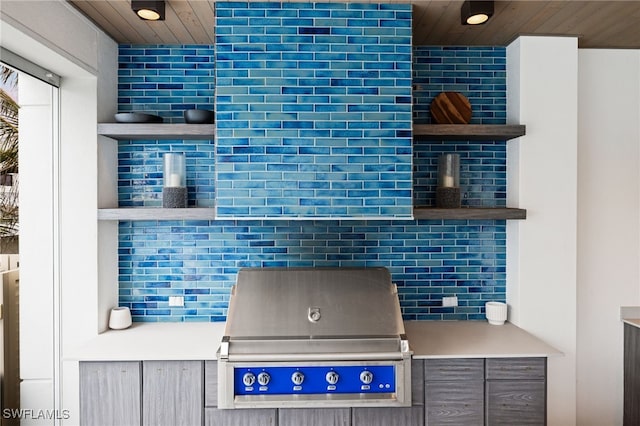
top-left (234, 365), bottom-right (396, 396)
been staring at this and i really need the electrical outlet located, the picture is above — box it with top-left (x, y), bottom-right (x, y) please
top-left (442, 296), bottom-right (458, 307)
top-left (169, 296), bottom-right (184, 307)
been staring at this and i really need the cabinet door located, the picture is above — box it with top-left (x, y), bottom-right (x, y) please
top-left (424, 358), bottom-right (484, 426)
top-left (279, 408), bottom-right (351, 426)
top-left (425, 380), bottom-right (484, 426)
top-left (485, 358), bottom-right (546, 380)
top-left (352, 407), bottom-right (423, 426)
top-left (624, 324), bottom-right (640, 425)
top-left (79, 361), bottom-right (141, 426)
top-left (485, 380), bottom-right (545, 426)
top-left (142, 360), bottom-right (203, 426)
top-left (485, 358), bottom-right (546, 425)
top-left (411, 359), bottom-right (425, 406)
top-left (425, 359), bottom-right (485, 381)
top-left (204, 408), bottom-right (276, 426)
top-left (204, 360), bottom-right (217, 407)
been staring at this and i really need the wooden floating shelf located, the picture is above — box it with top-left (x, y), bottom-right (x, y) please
top-left (98, 207), bottom-right (525, 221)
top-left (98, 208), bottom-right (216, 221)
top-left (413, 207), bottom-right (527, 220)
top-left (413, 124), bottom-right (526, 141)
top-left (98, 123), bottom-right (215, 140)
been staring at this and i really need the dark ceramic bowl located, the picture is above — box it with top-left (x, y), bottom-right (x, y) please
top-left (184, 109), bottom-right (215, 124)
top-left (114, 112), bottom-right (163, 123)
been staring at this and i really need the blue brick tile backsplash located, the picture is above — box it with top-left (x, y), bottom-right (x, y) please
top-left (214, 2), bottom-right (414, 219)
top-left (413, 141), bottom-right (506, 207)
top-left (119, 219), bottom-right (505, 322)
top-left (413, 46), bottom-right (506, 124)
top-left (114, 5), bottom-right (509, 321)
top-left (118, 45), bottom-right (215, 123)
top-left (118, 139), bottom-right (215, 207)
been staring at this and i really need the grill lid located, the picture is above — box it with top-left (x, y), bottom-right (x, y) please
top-left (224, 267), bottom-right (404, 341)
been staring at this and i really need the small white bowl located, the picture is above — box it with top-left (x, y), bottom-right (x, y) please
top-left (485, 301), bottom-right (507, 325)
top-left (109, 307), bottom-right (132, 330)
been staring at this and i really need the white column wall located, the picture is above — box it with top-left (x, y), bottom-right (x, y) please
top-left (576, 49), bottom-right (640, 426)
top-left (0, 0), bottom-right (99, 74)
top-left (2, 1), bottom-right (117, 424)
top-left (18, 73), bottom-right (56, 421)
top-left (507, 36), bottom-right (578, 425)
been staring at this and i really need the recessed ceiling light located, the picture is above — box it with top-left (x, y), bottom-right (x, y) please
top-left (131, 0), bottom-right (165, 21)
top-left (461, 1), bottom-right (494, 25)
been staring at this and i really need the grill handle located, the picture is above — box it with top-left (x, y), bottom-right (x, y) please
top-left (226, 351), bottom-right (409, 362)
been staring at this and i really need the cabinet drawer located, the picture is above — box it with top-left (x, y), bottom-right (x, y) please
top-left (79, 361), bottom-right (141, 426)
top-left (486, 380), bottom-right (546, 425)
top-left (425, 359), bottom-right (484, 381)
top-left (204, 360), bottom-right (217, 407)
top-left (425, 380), bottom-right (484, 426)
top-left (485, 358), bottom-right (546, 380)
top-left (353, 406), bottom-right (423, 426)
top-left (142, 360), bottom-right (203, 426)
top-left (205, 408), bottom-right (276, 426)
top-left (411, 359), bottom-right (425, 406)
top-left (279, 408), bottom-right (350, 426)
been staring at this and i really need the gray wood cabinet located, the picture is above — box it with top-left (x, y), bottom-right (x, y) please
top-left (204, 360), bottom-right (218, 408)
top-left (424, 358), bottom-right (546, 426)
top-left (81, 357), bottom-right (547, 426)
top-left (485, 358), bottom-right (546, 380)
top-left (624, 323), bottom-right (640, 425)
top-left (424, 359), bottom-right (484, 426)
top-left (279, 408), bottom-right (350, 426)
top-left (142, 360), bottom-right (203, 426)
top-left (205, 408), bottom-right (277, 426)
top-left (485, 358), bottom-right (546, 426)
top-left (352, 407), bottom-right (424, 426)
top-left (79, 361), bottom-right (141, 426)
top-left (485, 380), bottom-right (545, 425)
top-left (411, 359), bottom-right (425, 406)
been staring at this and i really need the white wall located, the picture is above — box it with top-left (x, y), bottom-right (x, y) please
top-left (507, 36), bottom-right (578, 425)
top-left (18, 72), bottom-right (57, 423)
top-left (0, 0), bottom-right (100, 74)
top-left (576, 49), bottom-right (640, 426)
top-left (1, 1), bottom-right (117, 424)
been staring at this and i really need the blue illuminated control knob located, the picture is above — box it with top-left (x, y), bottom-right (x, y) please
top-left (360, 371), bottom-right (374, 385)
top-left (325, 371), bottom-right (339, 385)
top-left (242, 372), bottom-right (256, 387)
top-left (291, 371), bottom-right (305, 385)
top-left (257, 372), bottom-right (271, 386)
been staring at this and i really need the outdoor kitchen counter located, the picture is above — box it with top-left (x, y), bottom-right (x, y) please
top-left (69, 322), bottom-right (226, 361)
top-left (620, 306), bottom-right (640, 329)
top-left (69, 320), bottom-right (560, 361)
top-left (405, 320), bottom-right (561, 359)
top-left (623, 319), bottom-right (640, 328)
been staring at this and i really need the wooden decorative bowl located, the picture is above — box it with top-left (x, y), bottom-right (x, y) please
top-left (430, 92), bottom-right (472, 124)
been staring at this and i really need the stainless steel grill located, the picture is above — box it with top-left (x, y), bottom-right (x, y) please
top-left (217, 267), bottom-right (412, 409)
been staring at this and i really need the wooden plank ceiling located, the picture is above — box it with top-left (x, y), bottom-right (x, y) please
top-left (68, 0), bottom-right (640, 48)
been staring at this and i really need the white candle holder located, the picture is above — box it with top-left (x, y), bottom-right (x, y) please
top-left (163, 153), bottom-right (187, 208)
top-left (485, 301), bottom-right (508, 325)
top-left (108, 306), bottom-right (132, 330)
top-left (436, 153), bottom-right (461, 208)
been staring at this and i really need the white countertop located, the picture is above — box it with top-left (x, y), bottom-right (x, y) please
top-left (405, 321), bottom-right (561, 359)
top-left (620, 306), bottom-right (640, 329)
top-left (68, 320), bottom-right (560, 362)
top-left (69, 322), bottom-right (226, 361)
top-left (624, 319), bottom-right (640, 328)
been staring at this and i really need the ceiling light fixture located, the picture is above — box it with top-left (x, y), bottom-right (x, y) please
top-left (131, 0), bottom-right (165, 21)
top-left (461, 1), bottom-right (494, 25)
